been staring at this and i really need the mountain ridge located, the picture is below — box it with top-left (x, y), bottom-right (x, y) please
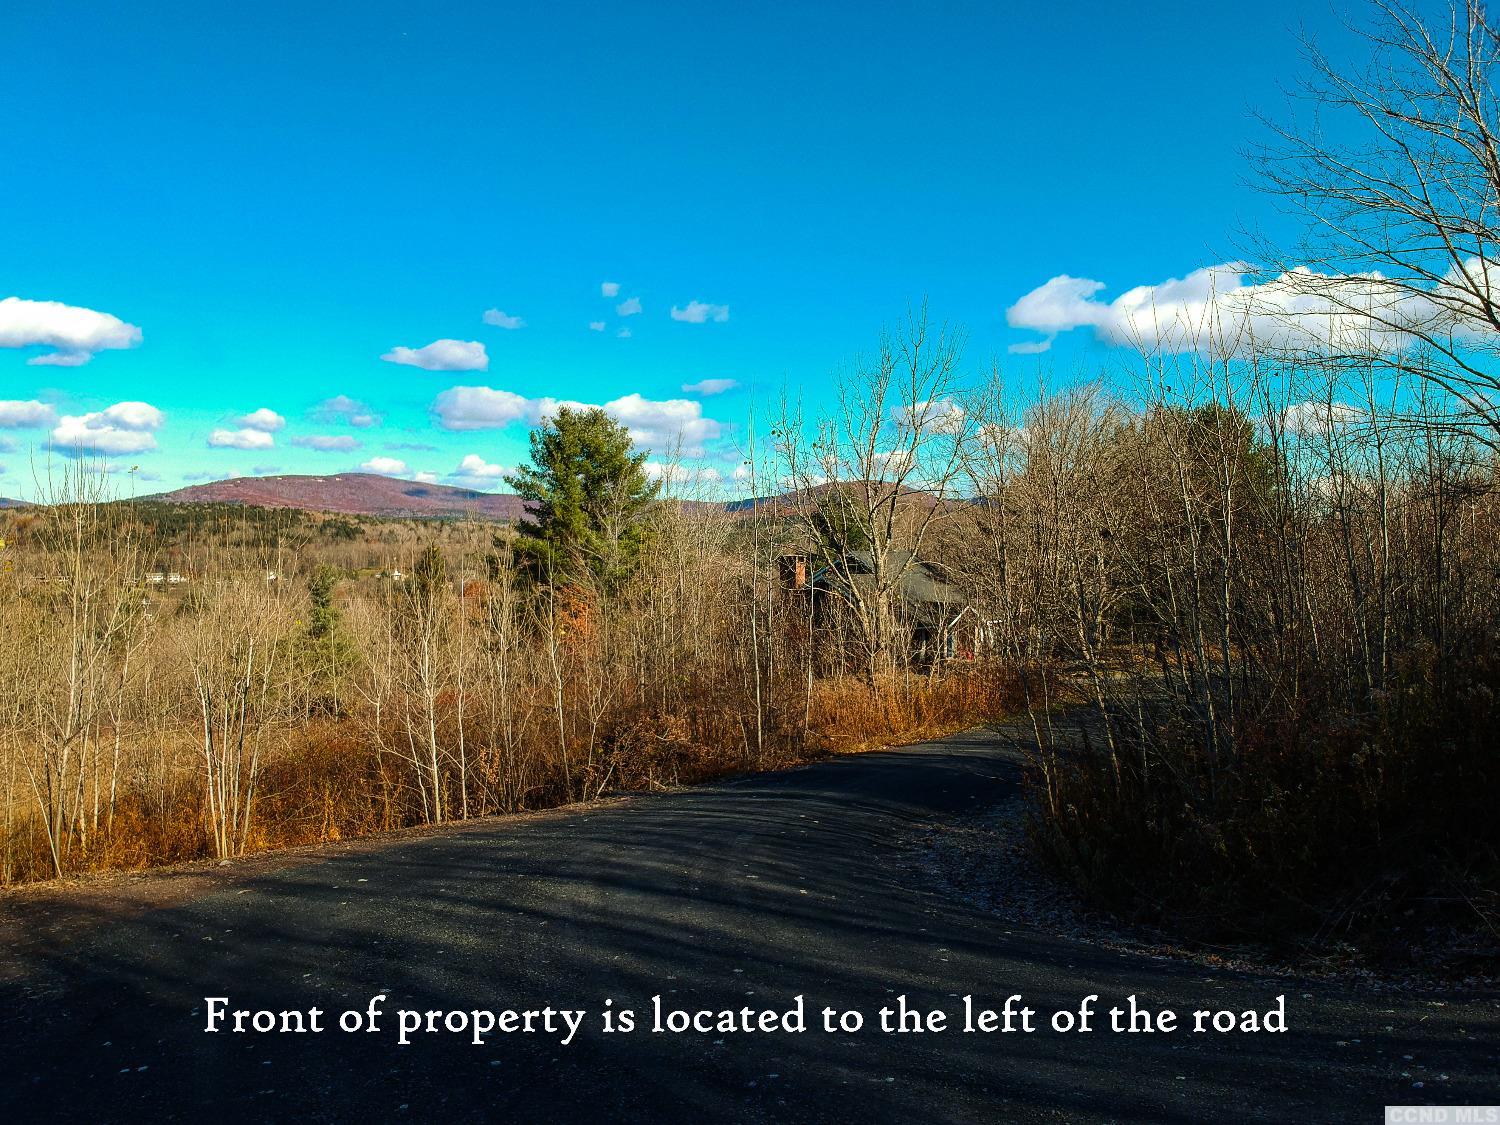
top-left (144, 472), bottom-right (530, 520)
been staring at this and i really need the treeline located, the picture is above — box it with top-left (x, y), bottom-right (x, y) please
top-left (974, 377), bottom-right (1499, 957)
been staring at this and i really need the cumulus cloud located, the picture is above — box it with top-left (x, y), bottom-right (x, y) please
top-left (432, 387), bottom-right (536, 430)
top-left (869, 449), bottom-right (917, 478)
top-left (431, 386), bottom-right (725, 455)
top-left (1282, 400), bottom-right (1368, 436)
top-left (601, 282), bottom-right (621, 298)
top-left (682, 378), bottom-right (737, 396)
top-left (449, 453), bottom-right (510, 488)
top-left (589, 321), bottom-right (606, 332)
top-left (0, 296), bottom-right (142, 366)
top-left (670, 300), bottom-right (729, 324)
top-left (361, 456), bottom-right (408, 476)
top-left (616, 297), bottom-right (642, 317)
top-left (894, 398), bottom-right (966, 435)
top-left (312, 395), bottom-right (381, 427)
top-left (607, 393), bottom-right (723, 454)
top-left (290, 434), bottom-right (361, 452)
top-left (381, 339), bottom-right (489, 372)
top-left (208, 427), bottom-right (275, 450)
top-left (644, 461), bottom-right (722, 486)
top-left (0, 399), bottom-right (58, 428)
top-left (454, 453), bottom-right (507, 479)
top-left (236, 407), bottom-right (285, 432)
top-left (1005, 262), bottom-right (1493, 357)
top-left (414, 470), bottom-right (439, 484)
top-left (482, 309), bottom-right (526, 330)
top-left (51, 401), bottom-right (164, 456)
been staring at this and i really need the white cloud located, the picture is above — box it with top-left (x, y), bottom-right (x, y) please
top-left (732, 464), bottom-right (754, 483)
top-left (670, 300), bottom-right (729, 324)
top-left (601, 282), bottom-right (620, 298)
top-left (432, 387), bottom-right (537, 430)
top-left (604, 393), bottom-right (722, 455)
top-left (0, 399), bottom-right (58, 428)
top-left (617, 328), bottom-right (632, 339)
top-left (29, 351), bottom-right (93, 368)
top-left (361, 456), bottom-right (408, 476)
top-left (449, 453), bottom-right (510, 489)
top-left (431, 386), bottom-right (724, 455)
top-left (589, 321), bottom-right (606, 332)
top-left (208, 427), bottom-right (275, 450)
top-left (414, 470), bottom-right (439, 484)
top-left (894, 398), bottom-right (966, 435)
top-left (1006, 339), bottom-right (1053, 356)
top-left (50, 401), bottom-right (164, 456)
top-left (482, 308), bottom-right (526, 330)
top-left (0, 296), bottom-right (142, 366)
top-left (1005, 262), bottom-right (1490, 357)
top-left (290, 434), bottom-right (361, 452)
top-left (616, 297), bottom-right (642, 317)
top-left (454, 453), bottom-right (507, 479)
top-left (94, 401), bottom-right (162, 431)
top-left (682, 378), bottom-right (737, 396)
top-left (236, 407), bottom-right (286, 432)
top-left (1282, 401), bottom-right (1368, 436)
top-left (644, 461), bottom-right (722, 486)
top-left (381, 339), bottom-right (489, 372)
top-left (869, 449), bottom-right (916, 478)
top-left (312, 395), bottom-right (380, 427)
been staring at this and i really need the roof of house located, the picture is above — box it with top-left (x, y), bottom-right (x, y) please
top-left (809, 550), bottom-right (963, 617)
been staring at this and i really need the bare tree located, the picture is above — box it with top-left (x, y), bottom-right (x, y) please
top-left (775, 305), bottom-right (975, 685)
top-left (1254, 0), bottom-right (1500, 437)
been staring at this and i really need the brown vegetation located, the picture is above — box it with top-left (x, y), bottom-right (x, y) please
top-left (0, 454), bottom-right (1022, 886)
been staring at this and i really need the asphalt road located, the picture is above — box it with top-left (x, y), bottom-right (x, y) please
top-left (1, 724), bottom-right (1496, 1123)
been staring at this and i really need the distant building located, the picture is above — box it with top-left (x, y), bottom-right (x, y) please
top-left (782, 549), bottom-right (991, 666)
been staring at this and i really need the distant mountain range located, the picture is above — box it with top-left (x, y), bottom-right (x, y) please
top-left (6, 472), bottom-right (936, 521)
top-left (145, 473), bottom-right (530, 520)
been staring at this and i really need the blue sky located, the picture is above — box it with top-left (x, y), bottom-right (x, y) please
top-left (0, 0), bottom-right (1358, 499)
